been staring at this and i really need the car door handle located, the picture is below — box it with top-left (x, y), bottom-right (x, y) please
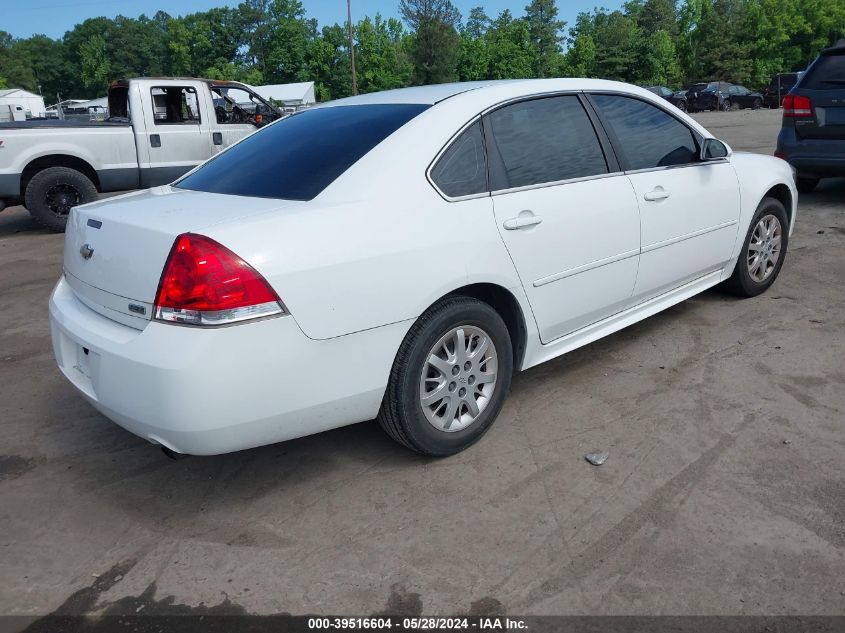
top-left (643, 188), bottom-right (670, 201)
top-left (503, 216), bottom-right (543, 230)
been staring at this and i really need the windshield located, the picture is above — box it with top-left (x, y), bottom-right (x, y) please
top-left (176, 103), bottom-right (429, 201)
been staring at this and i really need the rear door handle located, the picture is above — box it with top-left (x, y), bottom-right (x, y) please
top-left (644, 187), bottom-right (670, 201)
top-left (503, 215), bottom-right (543, 230)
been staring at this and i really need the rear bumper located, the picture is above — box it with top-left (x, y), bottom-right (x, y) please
top-left (777, 128), bottom-right (845, 177)
top-left (49, 276), bottom-right (407, 455)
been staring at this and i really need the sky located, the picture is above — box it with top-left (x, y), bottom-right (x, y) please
top-left (0, 0), bottom-right (623, 40)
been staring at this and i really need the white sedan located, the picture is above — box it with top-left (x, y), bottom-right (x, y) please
top-left (49, 79), bottom-right (797, 457)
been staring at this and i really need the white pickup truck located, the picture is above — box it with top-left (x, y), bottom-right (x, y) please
top-left (0, 77), bottom-right (282, 230)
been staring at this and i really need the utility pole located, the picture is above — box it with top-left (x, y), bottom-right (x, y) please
top-left (347, 0), bottom-right (358, 95)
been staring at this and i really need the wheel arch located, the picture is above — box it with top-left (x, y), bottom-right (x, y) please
top-left (763, 183), bottom-right (793, 228)
top-left (440, 282), bottom-right (529, 372)
top-left (20, 155), bottom-right (100, 197)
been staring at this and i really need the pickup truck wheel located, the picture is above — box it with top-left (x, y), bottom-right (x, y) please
top-left (25, 167), bottom-right (98, 232)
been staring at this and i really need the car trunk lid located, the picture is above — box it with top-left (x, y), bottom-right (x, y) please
top-left (63, 186), bottom-right (297, 328)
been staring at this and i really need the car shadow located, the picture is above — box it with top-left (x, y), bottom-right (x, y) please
top-left (0, 205), bottom-right (52, 237)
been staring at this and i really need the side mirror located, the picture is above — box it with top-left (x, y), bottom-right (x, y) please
top-left (701, 138), bottom-right (729, 161)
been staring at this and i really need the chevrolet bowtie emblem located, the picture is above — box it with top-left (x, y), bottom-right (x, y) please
top-left (80, 243), bottom-right (94, 260)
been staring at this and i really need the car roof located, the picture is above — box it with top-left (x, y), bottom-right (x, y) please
top-left (319, 78), bottom-right (655, 107)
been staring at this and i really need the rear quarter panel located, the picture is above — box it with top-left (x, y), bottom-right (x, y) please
top-left (202, 99), bottom-right (524, 341)
top-left (0, 126), bottom-right (137, 182)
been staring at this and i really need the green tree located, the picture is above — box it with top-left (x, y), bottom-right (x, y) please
top-left (565, 33), bottom-right (597, 77)
top-left (264, 0), bottom-right (310, 82)
top-left (400, 0), bottom-right (462, 84)
top-left (79, 33), bottom-right (110, 92)
top-left (306, 23), bottom-right (352, 100)
top-left (525, 0), bottom-right (565, 77)
top-left (485, 10), bottom-right (534, 79)
top-left (644, 29), bottom-right (683, 84)
top-left (593, 10), bottom-right (642, 81)
top-left (355, 15), bottom-right (412, 93)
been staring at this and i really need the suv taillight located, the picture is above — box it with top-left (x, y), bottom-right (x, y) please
top-left (154, 233), bottom-right (284, 326)
top-left (783, 94), bottom-right (813, 118)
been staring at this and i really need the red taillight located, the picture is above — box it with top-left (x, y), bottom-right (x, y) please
top-left (154, 233), bottom-right (283, 326)
top-left (783, 94), bottom-right (813, 118)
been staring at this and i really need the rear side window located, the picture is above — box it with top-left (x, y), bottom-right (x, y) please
top-left (802, 53), bottom-right (845, 90)
top-left (485, 96), bottom-right (608, 190)
top-left (152, 87), bottom-right (201, 124)
top-left (177, 104), bottom-right (429, 200)
top-left (592, 95), bottom-right (698, 171)
top-left (430, 121), bottom-right (488, 198)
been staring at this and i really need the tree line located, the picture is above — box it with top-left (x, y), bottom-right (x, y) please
top-left (0, 0), bottom-right (843, 103)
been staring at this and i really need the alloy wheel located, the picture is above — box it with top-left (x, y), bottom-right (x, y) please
top-left (419, 325), bottom-right (498, 432)
top-left (747, 214), bottom-right (783, 283)
top-left (44, 183), bottom-right (81, 218)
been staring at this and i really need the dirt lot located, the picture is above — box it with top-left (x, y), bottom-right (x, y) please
top-left (1, 107), bottom-right (843, 620)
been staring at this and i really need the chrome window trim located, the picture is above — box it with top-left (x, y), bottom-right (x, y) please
top-left (426, 88), bottom-right (730, 202)
top-left (427, 90), bottom-right (604, 202)
top-left (426, 115), bottom-right (491, 202)
top-left (483, 91), bottom-right (616, 193)
top-left (586, 90), bottom-right (724, 172)
top-left (623, 158), bottom-right (730, 177)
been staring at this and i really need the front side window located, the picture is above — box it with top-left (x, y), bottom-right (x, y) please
top-left (177, 103), bottom-right (429, 201)
top-left (591, 94), bottom-right (698, 171)
top-left (151, 87), bottom-right (200, 124)
top-left (485, 96), bottom-right (608, 190)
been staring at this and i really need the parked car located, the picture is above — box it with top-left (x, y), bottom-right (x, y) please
top-left (49, 79), bottom-right (796, 458)
top-left (776, 40), bottom-right (845, 192)
top-left (763, 72), bottom-right (804, 108)
top-left (686, 81), bottom-right (764, 111)
top-left (644, 85), bottom-right (688, 111)
top-left (0, 78), bottom-right (282, 231)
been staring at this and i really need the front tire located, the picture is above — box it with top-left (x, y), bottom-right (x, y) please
top-left (24, 166), bottom-right (98, 232)
top-left (378, 296), bottom-right (513, 456)
top-left (722, 197), bottom-right (789, 297)
top-left (753, 98), bottom-right (762, 110)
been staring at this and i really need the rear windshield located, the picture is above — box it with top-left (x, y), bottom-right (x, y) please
top-left (176, 103), bottom-right (429, 200)
top-left (802, 52), bottom-right (845, 90)
top-left (769, 74), bottom-right (798, 89)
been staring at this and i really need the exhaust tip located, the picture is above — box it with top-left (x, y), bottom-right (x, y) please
top-left (161, 446), bottom-right (189, 460)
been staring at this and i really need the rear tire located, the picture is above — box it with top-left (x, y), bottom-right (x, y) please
top-left (796, 177), bottom-right (819, 193)
top-left (722, 197), bottom-right (789, 298)
top-left (24, 166), bottom-right (98, 232)
top-left (378, 296), bottom-right (513, 456)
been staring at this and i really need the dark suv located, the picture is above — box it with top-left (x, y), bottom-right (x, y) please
top-left (764, 72), bottom-right (803, 108)
top-left (644, 85), bottom-right (688, 111)
top-left (687, 82), bottom-right (764, 111)
top-left (776, 40), bottom-right (845, 192)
